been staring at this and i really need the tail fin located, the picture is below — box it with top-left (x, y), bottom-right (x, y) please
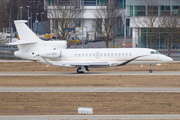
top-left (14, 20), bottom-right (42, 42)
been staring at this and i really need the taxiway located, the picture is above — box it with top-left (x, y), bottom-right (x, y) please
top-left (0, 87), bottom-right (180, 92)
top-left (0, 71), bottom-right (180, 76)
top-left (0, 114), bottom-right (180, 119)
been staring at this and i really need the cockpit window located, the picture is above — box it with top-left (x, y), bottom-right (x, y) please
top-left (150, 51), bottom-right (155, 54)
top-left (155, 51), bottom-right (160, 54)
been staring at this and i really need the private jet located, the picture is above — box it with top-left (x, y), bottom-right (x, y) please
top-left (7, 20), bottom-right (173, 73)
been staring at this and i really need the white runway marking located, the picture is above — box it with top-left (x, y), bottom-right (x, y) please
top-left (33, 88), bottom-right (42, 92)
top-left (52, 88), bottom-right (62, 92)
top-left (109, 88), bottom-right (117, 92)
top-left (90, 88), bottom-right (97, 92)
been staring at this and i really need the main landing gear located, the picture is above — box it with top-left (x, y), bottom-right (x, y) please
top-left (77, 66), bottom-right (89, 74)
top-left (149, 64), bottom-right (152, 73)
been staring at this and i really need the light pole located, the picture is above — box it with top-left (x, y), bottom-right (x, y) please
top-left (20, 7), bottom-right (23, 20)
top-left (31, 13), bottom-right (32, 30)
top-left (36, 13), bottom-right (39, 34)
top-left (41, 12), bottom-right (44, 22)
top-left (27, 6), bottom-right (30, 27)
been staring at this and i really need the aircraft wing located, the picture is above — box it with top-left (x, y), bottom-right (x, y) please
top-left (49, 61), bottom-right (110, 67)
top-left (40, 56), bottom-right (109, 67)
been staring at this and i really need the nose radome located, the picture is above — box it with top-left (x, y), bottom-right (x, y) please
top-left (166, 56), bottom-right (173, 62)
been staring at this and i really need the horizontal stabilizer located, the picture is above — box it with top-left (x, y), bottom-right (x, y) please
top-left (7, 40), bottom-right (37, 45)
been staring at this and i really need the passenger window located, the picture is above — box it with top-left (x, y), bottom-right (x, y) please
top-left (150, 51), bottom-right (155, 54)
top-left (78, 54), bottom-right (80, 57)
top-left (82, 54), bottom-right (84, 57)
top-left (108, 53), bottom-right (110, 56)
top-left (93, 53), bottom-right (95, 57)
top-left (119, 53), bottom-right (121, 56)
top-left (104, 53), bottom-right (106, 57)
top-left (89, 53), bottom-right (91, 57)
top-left (129, 53), bottom-right (131, 56)
top-left (126, 53), bottom-right (128, 56)
top-left (111, 53), bottom-right (113, 56)
top-left (75, 54), bottom-right (77, 57)
top-left (101, 53), bottom-right (103, 57)
top-left (86, 54), bottom-right (88, 57)
top-left (115, 53), bottom-right (117, 56)
top-left (122, 53), bottom-right (124, 56)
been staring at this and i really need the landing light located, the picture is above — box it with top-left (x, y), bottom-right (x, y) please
top-left (156, 64), bottom-right (161, 66)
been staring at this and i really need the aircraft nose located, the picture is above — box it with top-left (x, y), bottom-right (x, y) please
top-left (165, 56), bottom-right (173, 62)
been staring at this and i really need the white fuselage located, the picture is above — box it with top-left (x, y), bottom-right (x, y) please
top-left (9, 20), bottom-right (173, 73)
top-left (14, 42), bottom-right (172, 68)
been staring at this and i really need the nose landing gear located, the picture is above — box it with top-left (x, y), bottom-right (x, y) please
top-left (149, 64), bottom-right (152, 73)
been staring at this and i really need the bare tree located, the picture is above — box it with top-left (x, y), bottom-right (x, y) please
top-left (160, 14), bottom-right (180, 56)
top-left (92, 0), bottom-right (123, 48)
top-left (0, 0), bottom-right (8, 44)
top-left (131, 0), bottom-right (161, 48)
top-left (47, 0), bottom-right (82, 40)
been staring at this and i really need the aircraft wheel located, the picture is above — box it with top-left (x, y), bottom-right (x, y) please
top-left (77, 68), bottom-right (84, 74)
top-left (149, 70), bottom-right (152, 73)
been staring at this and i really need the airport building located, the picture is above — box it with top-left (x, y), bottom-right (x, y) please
top-left (44, 0), bottom-right (126, 41)
top-left (44, 0), bottom-right (180, 48)
top-left (127, 0), bottom-right (180, 48)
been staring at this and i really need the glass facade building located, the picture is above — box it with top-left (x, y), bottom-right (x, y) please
top-left (45, 0), bottom-right (126, 8)
top-left (127, 0), bottom-right (180, 48)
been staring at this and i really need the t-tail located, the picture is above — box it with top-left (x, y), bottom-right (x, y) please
top-left (7, 20), bottom-right (66, 61)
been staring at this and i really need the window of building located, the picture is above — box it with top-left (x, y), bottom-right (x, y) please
top-left (147, 6), bottom-right (158, 16)
top-left (98, 0), bottom-right (108, 6)
top-left (96, 19), bottom-right (102, 33)
top-left (76, 19), bottom-right (81, 27)
top-left (130, 6), bottom-right (133, 16)
top-left (84, 0), bottom-right (96, 6)
top-left (135, 6), bottom-right (146, 16)
top-left (160, 6), bottom-right (170, 16)
top-left (172, 6), bottom-right (180, 15)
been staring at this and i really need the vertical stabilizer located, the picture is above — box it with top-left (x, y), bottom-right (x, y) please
top-left (14, 20), bottom-right (42, 42)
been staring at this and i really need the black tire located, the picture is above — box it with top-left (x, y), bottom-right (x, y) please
top-left (77, 68), bottom-right (84, 74)
top-left (149, 70), bottom-right (152, 73)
